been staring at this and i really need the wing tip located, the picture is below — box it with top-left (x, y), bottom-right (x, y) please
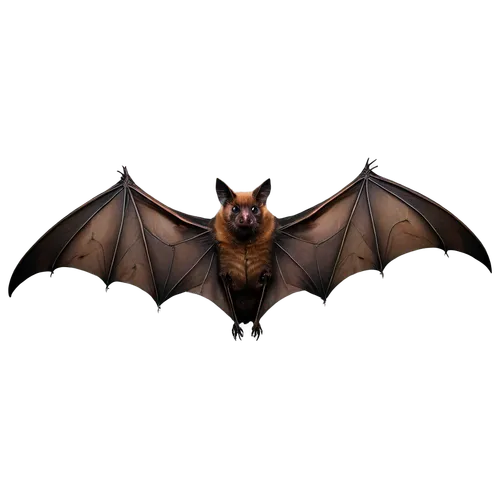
top-left (7, 267), bottom-right (59, 299)
top-left (360, 158), bottom-right (378, 176)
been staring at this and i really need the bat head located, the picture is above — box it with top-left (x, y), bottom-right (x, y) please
top-left (215, 178), bottom-right (272, 241)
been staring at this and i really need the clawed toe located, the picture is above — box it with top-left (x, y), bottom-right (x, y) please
top-left (231, 324), bottom-right (245, 342)
top-left (230, 322), bottom-right (263, 340)
top-left (250, 325), bottom-right (264, 342)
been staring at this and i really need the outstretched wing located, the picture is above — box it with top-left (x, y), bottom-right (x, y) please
top-left (9, 168), bottom-right (231, 318)
top-left (261, 160), bottom-right (491, 317)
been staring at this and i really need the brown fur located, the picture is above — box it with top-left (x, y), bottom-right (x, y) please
top-left (214, 191), bottom-right (275, 291)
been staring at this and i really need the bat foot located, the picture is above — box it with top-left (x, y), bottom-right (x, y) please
top-left (231, 323), bottom-right (264, 343)
top-left (251, 323), bottom-right (263, 340)
top-left (231, 323), bottom-right (245, 342)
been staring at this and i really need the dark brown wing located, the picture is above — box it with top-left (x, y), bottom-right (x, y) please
top-left (261, 160), bottom-right (491, 317)
top-left (9, 168), bottom-right (231, 319)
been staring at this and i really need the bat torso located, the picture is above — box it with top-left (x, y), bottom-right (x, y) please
top-left (215, 233), bottom-right (274, 290)
top-left (213, 203), bottom-right (275, 323)
top-left (214, 230), bottom-right (275, 324)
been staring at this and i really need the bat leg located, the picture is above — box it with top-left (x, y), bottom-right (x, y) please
top-left (220, 273), bottom-right (244, 340)
top-left (251, 272), bottom-right (270, 341)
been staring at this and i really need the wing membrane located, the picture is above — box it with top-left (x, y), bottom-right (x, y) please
top-left (260, 162), bottom-right (491, 318)
top-left (9, 169), bottom-right (231, 319)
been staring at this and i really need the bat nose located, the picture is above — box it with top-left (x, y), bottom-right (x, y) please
top-left (238, 216), bottom-right (254, 226)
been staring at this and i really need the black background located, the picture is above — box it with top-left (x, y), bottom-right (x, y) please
top-left (7, 154), bottom-right (498, 349)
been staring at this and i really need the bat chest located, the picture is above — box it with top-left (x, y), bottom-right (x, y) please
top-left (217, 239), bottom-right (272, 291)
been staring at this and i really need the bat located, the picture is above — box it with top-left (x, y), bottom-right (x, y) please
top-left (9, 159), bottom-right (491, 340)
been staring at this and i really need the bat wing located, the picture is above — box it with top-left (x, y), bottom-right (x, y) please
top-left (9, 168), bottom-right (231, 319)
top-left (261, 160), bottom-right (491, 318)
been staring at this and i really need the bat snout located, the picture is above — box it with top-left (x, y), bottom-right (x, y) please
top-left (237, 216), bottom-right (255, 227)
top-left (235, 208), bottom-right (256, 228)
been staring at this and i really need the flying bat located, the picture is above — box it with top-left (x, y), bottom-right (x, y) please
top-left (9, 160), bottom-right (491, 339)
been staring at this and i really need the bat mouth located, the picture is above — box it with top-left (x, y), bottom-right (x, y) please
top-left (229, 221), bottom-right (258, 241)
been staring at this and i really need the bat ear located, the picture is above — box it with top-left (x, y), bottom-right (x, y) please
top-left (216, 178), bottom-right (236, 205)
top-left (252, 179), bottom-right (271, 205)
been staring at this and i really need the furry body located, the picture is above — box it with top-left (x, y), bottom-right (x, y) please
top-left (213, 187), bottom-right (275, 324)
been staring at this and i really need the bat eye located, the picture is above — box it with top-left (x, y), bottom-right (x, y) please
top-left (232, 205), bottom-right (240, 213)
top-left (251, 205), bottom-right (259, 214)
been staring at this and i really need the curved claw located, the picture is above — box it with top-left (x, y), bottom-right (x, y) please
top-left (251, 323), bottom-right (263, 340)
top-left (361, 158), bottom-right (378, 176)
top-left (232, 323), bottom-right (244, 341)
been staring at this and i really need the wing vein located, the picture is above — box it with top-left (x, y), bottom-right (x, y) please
top-left (279, 177), bottom-right (363, 230)
top-left (275, 252), bottom-right (289, 291)
top-left (144, 227), bottom-right (171, 247)
top-left (128, 187), bottom-right (160, 304)
top-left (172, 230), bottom-right (212, 246)
top-left (50, 188), bottom-right (123, 272)
top-left (143, 227), bottom-right (211, 247)
top-left (326, 179), bottom-right (366, 294)
top-left (369, 174), bottom-right (490, 271)
top-left (199, 252), bottom-right (215, 295)
top-left (164, 244), bottom-right (215, 301)
top-left (129, 185), bottom-right (210, 229)
top-left (161, 247), bottom-right (175, 302)
top-left (106, 188), bottom-right (127, 286)
top-left (275, 241), bottom-right (320, 294)
top-left (317, 225), bottom-right (348, 246)
top-left (365, 180), bottom-right (384, 272)
top-left (369, 178), bottom-right (447, 252)
top-left (315, 246), bottom-right (326, 301)
top-left (276, 230), bottom-right (316, 244)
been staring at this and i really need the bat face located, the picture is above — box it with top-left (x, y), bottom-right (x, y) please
top-left (215, 178), bottom-right (273, 242)
top-left (219, 192), bottom-right (267, 241)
